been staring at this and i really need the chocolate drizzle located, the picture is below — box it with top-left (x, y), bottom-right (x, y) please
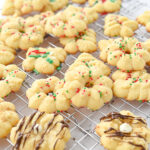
top-left (15, 117), bottom-right (26, 138)
top-left (100, 112), bottom-right (147, 150)
top-left (128, 142), bottom-right (145, 150)
top-left (13, 133), bottom-right (23, 150)
top-left (100, 112), bottom-right (146, 124)
top-left (12, 112), bottom-right (69, 150)
top-left (54, 123), bottom-right (68, 150)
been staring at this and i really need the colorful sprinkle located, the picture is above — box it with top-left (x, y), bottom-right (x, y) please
top-left (33, 69), bottom-right (39, 75)
top-left (46, 58), bottom-right (53, 64)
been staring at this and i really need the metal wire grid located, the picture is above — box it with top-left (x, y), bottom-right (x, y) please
top-left (1, 0), bottom-right (150, 150)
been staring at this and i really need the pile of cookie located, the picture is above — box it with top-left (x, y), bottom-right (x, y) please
top-left (1, 0), bottom-right (150, 150)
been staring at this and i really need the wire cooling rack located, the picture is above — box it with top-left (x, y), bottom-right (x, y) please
top-left (1, 0), bottom-right (150, 150)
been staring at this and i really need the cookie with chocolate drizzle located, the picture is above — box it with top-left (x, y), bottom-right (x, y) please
top-left (95, 110), bottom-right (150, 150)
top-left (10, 112), bottom-right (71, 150)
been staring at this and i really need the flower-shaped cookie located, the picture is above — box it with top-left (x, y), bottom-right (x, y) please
top-left (0, 64), bottom-right (26, 98)
top-left (22, 47), bottom-right (67, 74)
top-left (2, 0), bottom-right (68, 16)
top-left (112, 70), bottom-right (150, 101)
top-left (104, 14), bottom-right (138, 37)
top-left (0, 11), bottom-right (53, 33)
top-left (0, 40), bottom-right (16, 65)
top-left (25, 11), bottom-right (54, 27)
top-left (45, 15), bottom-right (87, 38)
top-left (89, 0), bottom-right (122, 14)
top-left (96, 110), bottom-right (150, 150)
top-left (0, 98), bottom-right (19, 138)
top-left (10, 112), bottom-right (71, 150)
top-left (99, 37), bottom-right (150, 71)
top-left (45, 5), bottom-right (98, 38)
top-left (63, 5), bottom-right (98, 24)
top-left (26, 53), bottom-right (113, 113)
top-left (0, 17), bottom-right (45, 50)
top-left (60, 29), bottom-right (97, 54)
top-left (137, 11), bottom-right (150, 32)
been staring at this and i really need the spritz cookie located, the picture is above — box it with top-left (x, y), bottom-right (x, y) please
top-left (89, 0), bottom-right (121, 14)
top-left (26, 76), bottom-right (67, 113)
top-left (96, 110), bottom-right (150, 150)
top-left (44, 0), bottom-right (68, 12)
top-left (137, 11), bottom-right (150, 32)
top-left (0, 98), bottom-right (19, 138)
top-left (22, 47), bottom-right (66, 74)
top-left (63, 53), bottom-right (113, 110)
top-left (0, 11), bottom-right (53, 30)
top-left (26, 11), bottom-right (54, 27)
top-left (98, 37), bottom-right (150, 71)
top-left (45, 5), bottom-right (98, 37)
top-left (0, 17), bottom-right (45, 50)
top-left (0, 41), bottom-right (16, 65)
top-left (112, 69), bottom-right (150, 81)
top-left (26, 53), bottom-right (112, 113)
top-left (104, 14), bottom-right (138, 37)
top-left (60, 29), bottom-right (97, 54)
top-left (2, 0), bottom-right (68, 16)
top-left (45, 15), bottom-right (87, 38)
top-left (0, 64), bottom-right (26, 98)
top-left (10, 112), bottom-right (71, 150)
top-left (63, 5), bottom-right (98, 24)
top-left (112, 70), bottom-right (150, 101)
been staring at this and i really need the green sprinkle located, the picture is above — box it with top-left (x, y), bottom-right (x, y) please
top-left (33, 69), bottom-right (39, 75)
top-left (110, 0), bottom-right (116, 3)
top-left (46, 58), bottom-right (53, 64)
top-left (56, 66), bottom-right (61, 71)
top-left (57, 110), bottom-right (60, 112)
top-left (139, 100), bottom-right (142, 103)
top-left (85, 62), bottom-right (90, 68)
top-left (99, 91), bottom-right (102, 98)
top-left (49, 0), bottom-right (55, 2)
top-left (52, 93), bottom-right (56, 97)
top-left (94, 0), bottom-right (98, 5)
top-left (42, 52), bottom-right (50, 58)
top-left (29, 55), bottom-right (41, 58)
top-left (66, 90), bottom-right (69, 93)
top-left (129, 54), bottom-right (132, 59)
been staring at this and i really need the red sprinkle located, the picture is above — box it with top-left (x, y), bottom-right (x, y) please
top-left (28, 50), bottom-right (46, 56)
top-left (102, 0), bottom-right (106, 3)
top-left (76, 88), bottom-right (80, 93)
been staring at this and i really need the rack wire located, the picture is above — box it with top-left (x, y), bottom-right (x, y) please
top-left (1, 0), bottom-right (150, 150)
